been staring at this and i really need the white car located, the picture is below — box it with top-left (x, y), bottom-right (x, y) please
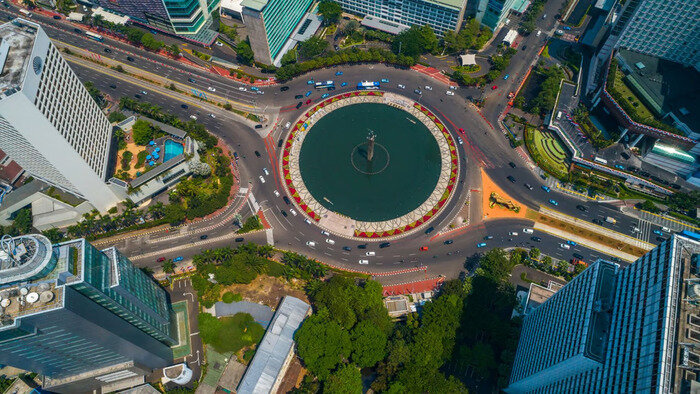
top-left (304, 218), bottom-right (312, 225)
top-left (257, 90), bottom-right (264, 95)
top-left (366, 251), bottom-right (375, 256)
top-left (238, 86), bottom-right (247, 91)
top-left (398, 84), bottom-right (406, 89)
top-left (325, 238), bottom-right (335, 245)
top-left (258, 175), bottom-right (265, 183)
top-left (290, 209), bottom-right (297, 216)
top-left (508, 231), bottom-right (519, 236)
top-left (457, 137), bottom-right (463, 145)
top-left (536, 30), bottom-right (541, 37)
top-left (321, 230), bottom-right (330, 236)
top-left (262, 167), bottom-right (270, 175)
top-left (523, 228), bottom-right (534, 234)
top-left (449, 85), bottom-right (457, 90)
top-left (273, 190), bottom-right (280, 197)
top-left (425, 85), bottom-right (432, 90)
top-left (215, 41), bottom-right (223, 47)
top-left (285, 122), bottom-right (291, 129)
top-left (662, 226), bottom-right (670, 233)
top-left (560, 243), bottom-right (571, 250)
top-left (189, 115), bottom-right (198, 120)
top-left (445, 91), bottom-right (455, 96)
top-left (359, 259), bottom-right (369, 265)
top-left (306, 241), bottom-right (316, 247)
top-left (209, 113), bottom-right (216, 118)
top-left (208, 86), bottom-right (216, 92)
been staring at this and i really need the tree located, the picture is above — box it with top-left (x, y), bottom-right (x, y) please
top-left (42, 228), bottom-right (64, 243)
top-left (236, 39), bottom-right (255, 65)
top-left (392, 25), bottom-right (437, 58)
top-left (479, 248), bottom-right (515, 281)
top-left (163, 260), bottom-right (175, 274)
top-left (280, 48), bottom-right (297, 66)
top-left (350, 320), bottom-right (387, 368)
top-left (299, 36), bottom-right (328, 59)
top-left (343, 20), bottom-right (360, 35)
top-left (140, 33), bottom-right (163, 51)
top-left (11, 208), bottom-right (33, 235)
top-left (529, 248), bottom-right (541, 259)
top-left (108, 111), bottom-right (127, 123)
top-left (324, 364), bottom-right (362, 394)
top-left (131, 119), bottom-right (154, 145)
top-left (296, 312), bottom-right (351, 380)
top-left (318, 0), bottom-right (342, 26)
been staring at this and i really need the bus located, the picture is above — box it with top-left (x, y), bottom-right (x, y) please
top-left (593, 157), bottom-right (608, 165)
top-left (314, 80), bottom-right (334, 89)
top-left (357, 81), bottom-right (380, 90)
top-left (19, 8), bottom-right (32, 17)
top-left (85, 31), bottom-right (104, 42)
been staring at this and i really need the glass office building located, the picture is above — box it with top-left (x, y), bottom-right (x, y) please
top-left (474, 0), bottom-right (517, 30)
top-left (507, 234), bottom-right (700, 393)
top-left (0, 234), bottom-right (177, 391)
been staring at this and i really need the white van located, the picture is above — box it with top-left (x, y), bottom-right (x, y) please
top-left (523, 228), bottom-right (534, 234)
top-left (366, 251), bottom-right (376, 256)
top-left (306, 241), bottom-right (316, 247)
top-left (556, 111), bottom-right (562, 120)
top-left (560, 243), bottom-right (571, 250)
top-left (325, 238), bottom-right (335, 245)
top-left (359, 259), bottom-right (369, 265)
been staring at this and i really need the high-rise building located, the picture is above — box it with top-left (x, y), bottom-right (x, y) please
top-left (604, 0), bottom-right (700, 70)
top-left (242, 0), bottom-right (315, 65)
top-left (95, 0), bottom-right (220, 45)
top-left (475, 0), bottom-right (517, 30)
top-left (0, 233), bottom-right (178, 393)
top-left (333, 0), bottom-right (468, 36)
top-left (0, 19), bottom-right (121, 212)
top-left (507, 233), bottom-right (700, 393)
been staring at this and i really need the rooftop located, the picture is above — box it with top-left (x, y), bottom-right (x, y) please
top-left (361, 16), bottom-right (409, 35)
top-left (423, 0), bottom-right (467, 11)
top-left (650, 141), bottom-right (696, 164)
top-left (240, 0), bottom-right (268, 11)
top-left (0, 19), bottom-right (38, 98)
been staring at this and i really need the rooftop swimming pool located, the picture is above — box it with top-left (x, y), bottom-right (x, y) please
top-left (163, 139), bottom-right (184, 162)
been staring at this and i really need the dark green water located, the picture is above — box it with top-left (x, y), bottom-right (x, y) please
top-left (299, 103), bottom-right (441, 222)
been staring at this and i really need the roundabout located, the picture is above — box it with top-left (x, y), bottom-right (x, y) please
top-left (280, 91), bottom-right (460, 239)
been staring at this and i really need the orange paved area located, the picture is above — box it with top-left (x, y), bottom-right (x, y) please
top-left (382, 277), bottom-right (445, 296)
top-left (480, 168), bottom-right (528, 220)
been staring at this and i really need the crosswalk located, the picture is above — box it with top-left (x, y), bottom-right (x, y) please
top-left (636, 209), bottom-right (699, 233)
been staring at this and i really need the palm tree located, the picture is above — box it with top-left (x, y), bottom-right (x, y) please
top-left (257, 245), bottom-right (274, 258)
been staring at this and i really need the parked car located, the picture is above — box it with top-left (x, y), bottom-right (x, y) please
top-left (250, 86), bottom-right (259, 91)
top-left (321, 93), bottom-right (329, 98)
top-left (366, 251), bottom-right (376, 256)
top-left (576, 205), bottom-right (587, 212)
top-left (296, 102), bottom-right (303, 109)
top-left (235, 237), bottom-right (245, 242)
top-left (484, 235), bottom-right (494, 240)
top-left (531, 236), bottom-right (542, 242)
top-left (342, 246), bottom-right (351, 251)
top-left (446, 90), bottom-right (455, 96)
top-left (306, 241), bottom-right (316, 247)
top-left (503, 74), bottom-right (509, 80)
top-left (207, 86), bottom-right (216, 92)
top-left (321, 230), bottom-right (330, 236)
top-left (566, 240), bottom-right (577, 246)
top-left (281, 210), bottom-right (287, 217)
top-left (357, 244), bottom-right (368, 249)
top-left (653, 229), bottom-right (663, 236)
top-left (508, 231), bottom-right (518, 236)
top-left (491, 85), bottom-right (498, 90)
top-left (359, 259), bottom-right (369, 265)
top-left (414, 89), bottom-right (422, 95)
top-left (259, 176), bottom-right (265, 183)
top-left (398, 84), bottom-right (406, 89)
top-left (157, 257), bottom-right (165, 262)
top-left (477, 242), bottom-right (487, 248)
top-left (326, 238), bottom-right (335, 244)
top-left (173, 256), bottom-right (183, 262)
top-left (508, 161), bottom-right (516, 168)
top-left (560, 243), bottom-right (570, 249)
top-left (425, 85), bottom-right (432, 90)
top-left (335, 71), bottom-right (343, 76)
top-left (340, 82), bottom-right (347, 87)
top-left (524, 183), bottom-right (533, 190)
top-left (307, 80), bottom-right (314, 84)
top-left (305, 99), bottom-right (312, 104)
top-left (254, 150), bottom-right (261, 157)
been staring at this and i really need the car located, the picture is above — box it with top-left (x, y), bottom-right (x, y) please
top-left (52, 14), bottom-right (61, 19)
top-left (207, 86), bottom-right (216, 92)
top-left (425, 226), bottom-right (434, 234)
top-left (278, 138), bottom-right (283, 147)
top-left (233, 152), bottom-right (239, 161)
top-left (173, 256), bottom-right (184, 262)
top-left (294, 94), bottom-right (303, 99)
top-left (180, 104), bottom-right (188, 109)
top-left (491, 85), bottom-right (498, 90)
top-left (285, 122), bottom-right (291, 129)
top-left (549, 199), bottom-right (558, 206)
top-left (340, 82), bottom-right (347, 87)
top-left (305, 99), bottom-right (312, 104)
top-left (420, 246), bottom-right (429, 251)
top-left (541, 186), bottom-right (551, 192)
top-left (573, 253), bottom-right (584, 260)
top-left (542, 13), bottom-right (547, 19)
top-left (281, 210), bottom-right (288, 217)
top-left (110, 84), bottom-right (117, 89)
top-left (614, 164), bottom-right (625, 170)
top-left (290, 209), bottom-right (297, 216)
top-left (458, 128), bottom-right (465, 134)
top-left (127, 56), bottom-right (134, 62)
top-left (326, 238), bottom-right (335, 244)
top-left (359, 259), bottom-right (369, 265)
top-left (273, 190), bottom-right (280, 197)
top-left (457, 137), bottom-right (463, 145)
top-left (304, 218), bottom-right (312, 225)
top-left (477, 242), bottom-right (487, 248)
top-left (444, 240), bottom-right (454, 245)
top-left (262, 168), bottom-right (270, 175)
top-left (141, 90), bottom-right (147, 95)
top-left (104, 48), bottom-right (112, 53)
top-left (536, 30), bottom-right (542, 37)
top-left (450, 85), bottom-right (457, 90)
top-left (280, 86), bottom-right (289, 91)
top-left (209, 113), bottom-right (216, 118)
top-left (521, 45), bottom-right (528, 50)
top-left (566, 240), bottom-right (577, 246)
top-left (328, 86), bottom-right (336, 91)
top-left (508, 162), bottom-right (517, 169)
top-left (509, 231), bottom-right (518, 236)
top-left (157, 257), bottom-right (165, 262)
top-left (381, 78), bottom-right (389, 83)
top-left (335, 71), bottom-right (343, 76)
top-left (188, 78), bottom-right (196, 83)
top-left (366, 251), bottom-right (376, 256)
top-left (189, 114), bottom-right (197, 120)
top-left (379, 242), bottom-right (391, 248)
top-left (321, 93), bottom-right (330, 98)
top-left (576, 205), bottom-right (588, 212)
top-left (296, 102), bottom-right (303, 109)
top-left (254, 124), bottom-right (263, 129)
top-left (524, 183), bottom-right (533, 190)
top-left (304, 90), bottom-right (312, 97)
top-left (592, 218), bottom-right (603, 225)
top-left (307, 80), bottom-right (314, 85)
top-left (671, 183), bottom-right (681, 190)
top-left (563, 26), bottom-right (571, 30)
top-left (135, 94), bottom-right (141, 99)
top-left (555, 29), bottom-right (564, 35)
top-left (259, 176), bottom-right (265, 183)
top-left (283, 196), bottom-right (291, 205)
top-left (306, 241), bottom-right (316, 247)
top-left (74, 28), bottom-right (82, 33)
top-left (507, 175), bottom-right (516, 183)
top-left (235, 237), bottom-right (245, 242)
top-left (342, 246), bottom-right (351, 251)
top-left (425, 85), bottom-right (432, 90)
top-left (662, 226), bottom-right (670, 233)
top-left (503, 74), bottom-right (509, 80)
top-left (653, 229), bottom-right (663, 236)
top-left (414, 89), bottom-right (422, 95)
top-left (398, 84), bottom-right (406, 89)
top-left (251, 86), bottom-right (259, 91)
top-left (200, 234), bottom-right (208, 240)
top-left (358, 244), bottom-right (368, 249)
top-left (531, 236), bottom-right (542, 242)
top-left (254, 150), bottom-right (261, 157)
top-left (321, 230), bottom-right (330, 236)
top-left (560, 243), bottom-right (571, 249)
top-left (446, 91), bottom-right (455, 96)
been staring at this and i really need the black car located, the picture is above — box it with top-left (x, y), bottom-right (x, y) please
top-left (126, 56), bottom-right (134, 62)
top-left (109, 84), bottom-right (117, 89)
top-left (104, 48), bottom-right (112, 53)
top-left (531, 236), bottom-right (542, 242)
top-left (200, 234), bottom-right (208, 240)
top-left (592, 218), bottom-right (603, 225)
top-left (524, 183), bottom-right (533, 190)
top-left (188, 78), bottom-right (196, 83)
top-left (342, 246), bottom-right (351, 251)
top-left (358, 244), bottom-right (368, 249)
top-left (281, 210), bottom-right (288, 217)
top-left (295, 95), bottom-right (303, 99)
top-left (671, 183), bottom-right (681, 190)
top-left (135, 94), bottom-right (141, 99)
top-left (507, 175), bottom-right (516, 183)
top-left (74, 28), bottom-right (82, 33)
top-left (280, 86), bottom-right (290, 91)
top-left (621, 152), bottom-right (630, 160)
top-left (521, 45), bottom-right (527, 51)
top-left (235, 237), bottom-right (245, 242)
top-left (283, 196), bottom-right (291, 205)
top-left (444, 240), bottom-right (454, 245)
top-left (328, 87), bottom-right (335, 91)
top-left (424, 226), bottom-right (434, 234)
top-left (254, 124), bottom-right (263, 129)
top-left (379, 242), bottom-right (391, 248)
top-left (53, 15), bottom-right (61, 19)
top-left (576, 205), bottom-right (587, 212)
top-left (573, 253), bottom-right (584, 260)
top-left (181, 104), bottom-right (188, 109)
top-left (508, 162), bottom-right (516, 168)
top-left (254, 150), bottom-right (261, 157)
top-left (278, 139), bottom-right (283, 147)
top-left (296, 101), bottom-right (303, 109)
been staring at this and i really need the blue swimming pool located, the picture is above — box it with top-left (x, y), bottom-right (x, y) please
top-left (163, 140), bottom-right (184, 162)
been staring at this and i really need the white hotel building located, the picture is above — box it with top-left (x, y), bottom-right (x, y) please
top-left (0, 19), bottom-right (120, 212)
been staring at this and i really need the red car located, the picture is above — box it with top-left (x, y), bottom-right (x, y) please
top-left (305, 99), bottom-right (312, 104)
top-left (491, 85), bottom-right (498, 90)
top-left (157, 257), bottom-right (165, 262)
top-left (419, 246), bottom-right (429, 251)
top-left (458, 128), bottom-right (465, 134)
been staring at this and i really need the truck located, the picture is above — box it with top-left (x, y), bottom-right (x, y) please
top-left (605, 216), bottom-right (617, 224)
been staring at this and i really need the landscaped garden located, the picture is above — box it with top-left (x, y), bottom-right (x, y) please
top-left (198, 312), bottom-right (264, 354)
top-left (524, 127), bottom-right (570, 179)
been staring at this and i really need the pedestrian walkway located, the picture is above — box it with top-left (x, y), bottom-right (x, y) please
top-left (411, 64), bottom-right (456, 86)
top-left (630, 208), bottom-right (700, 232)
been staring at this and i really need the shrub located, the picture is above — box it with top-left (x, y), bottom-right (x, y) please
top-left (222, 291), bottom-right (243, 303)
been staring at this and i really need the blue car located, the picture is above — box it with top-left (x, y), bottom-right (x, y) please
top-left (173, 256), bottom-right (183, 262)
top-left (321, 93), bottom-right (329, 98)
top-left (566, 240), bottom-right (577, 246)
top-left (305, 90), bottom-right (312, 97)
top-left (549, 199), bottom-right (558, 206)
top-left (307, 80), bottom-right (314, 85)
top-left (340, 82), bottom-right (347, 87)
top-left (503, 74), bottom-right (509, 80)
top-left (381, 78), bottom-right (390, 83)
top-left (542, 186), bottom-right (551, 192)
top-left (614, 164), bottom-right (624, 170)
top-left (477, 242), bottom-right (487, 248)
top-left (250, 86), bottom-right (259, 91)
top-left (653, 229), bottom-right (663, 236)
top-left (563, 26), bottom-right (571, 30)
top-left (335, 71), bottom-right (343, 76)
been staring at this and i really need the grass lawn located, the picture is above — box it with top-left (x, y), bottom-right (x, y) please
top-left (171, 301), bottom-right (192, 359)
top-left (525, 127), bottom-right (570, 178)
top-left (611, 67), bottom-right (655, 121)
top-left (198, 312), bottom-right (265, 354)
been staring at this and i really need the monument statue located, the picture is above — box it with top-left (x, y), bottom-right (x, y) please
top-left (367, 130), bottom-right (376, 161)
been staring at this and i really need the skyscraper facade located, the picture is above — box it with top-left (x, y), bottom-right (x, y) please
top-left (0, 19), bottom-right (121, 211)
top-left (508, 233), bottom-right (700, 393)
top-left (0, 234), bottom-right (177, 392)
top-left (475, 0), bottom-right (517, 30)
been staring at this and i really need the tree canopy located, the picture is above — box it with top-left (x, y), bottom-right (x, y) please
top-left (324, 364), bottom-right (362, 394)
top-left (298, 36), bottom-right (329, 59)
top-left (392, 25), bottom-right (438, 58)
top-left (295, 311), bottom-right (352, 380)
top-left (317, 0), bottom-right (342, 25)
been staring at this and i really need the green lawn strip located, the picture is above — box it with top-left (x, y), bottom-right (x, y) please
top-left (171, 301), bottom-right (192, 359)
top-left (198, 312), bottom-right (265, 354)
top-left (202, 345), bottom-right (232, 388)
top-left (611, 67), bottom-right (655, 121)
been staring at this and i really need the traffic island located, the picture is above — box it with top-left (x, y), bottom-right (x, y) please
top-left (480, 168), bottom-right (528, 221)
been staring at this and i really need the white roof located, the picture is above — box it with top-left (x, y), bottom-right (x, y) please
top-left (221, 0), bottom-right (245, 14)
top-left (460, 54), bottom-right (476, 66)
top-left (503, 29), bottom-right (518, 45)
top-left (92, 7), bottom-right (129, 25)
